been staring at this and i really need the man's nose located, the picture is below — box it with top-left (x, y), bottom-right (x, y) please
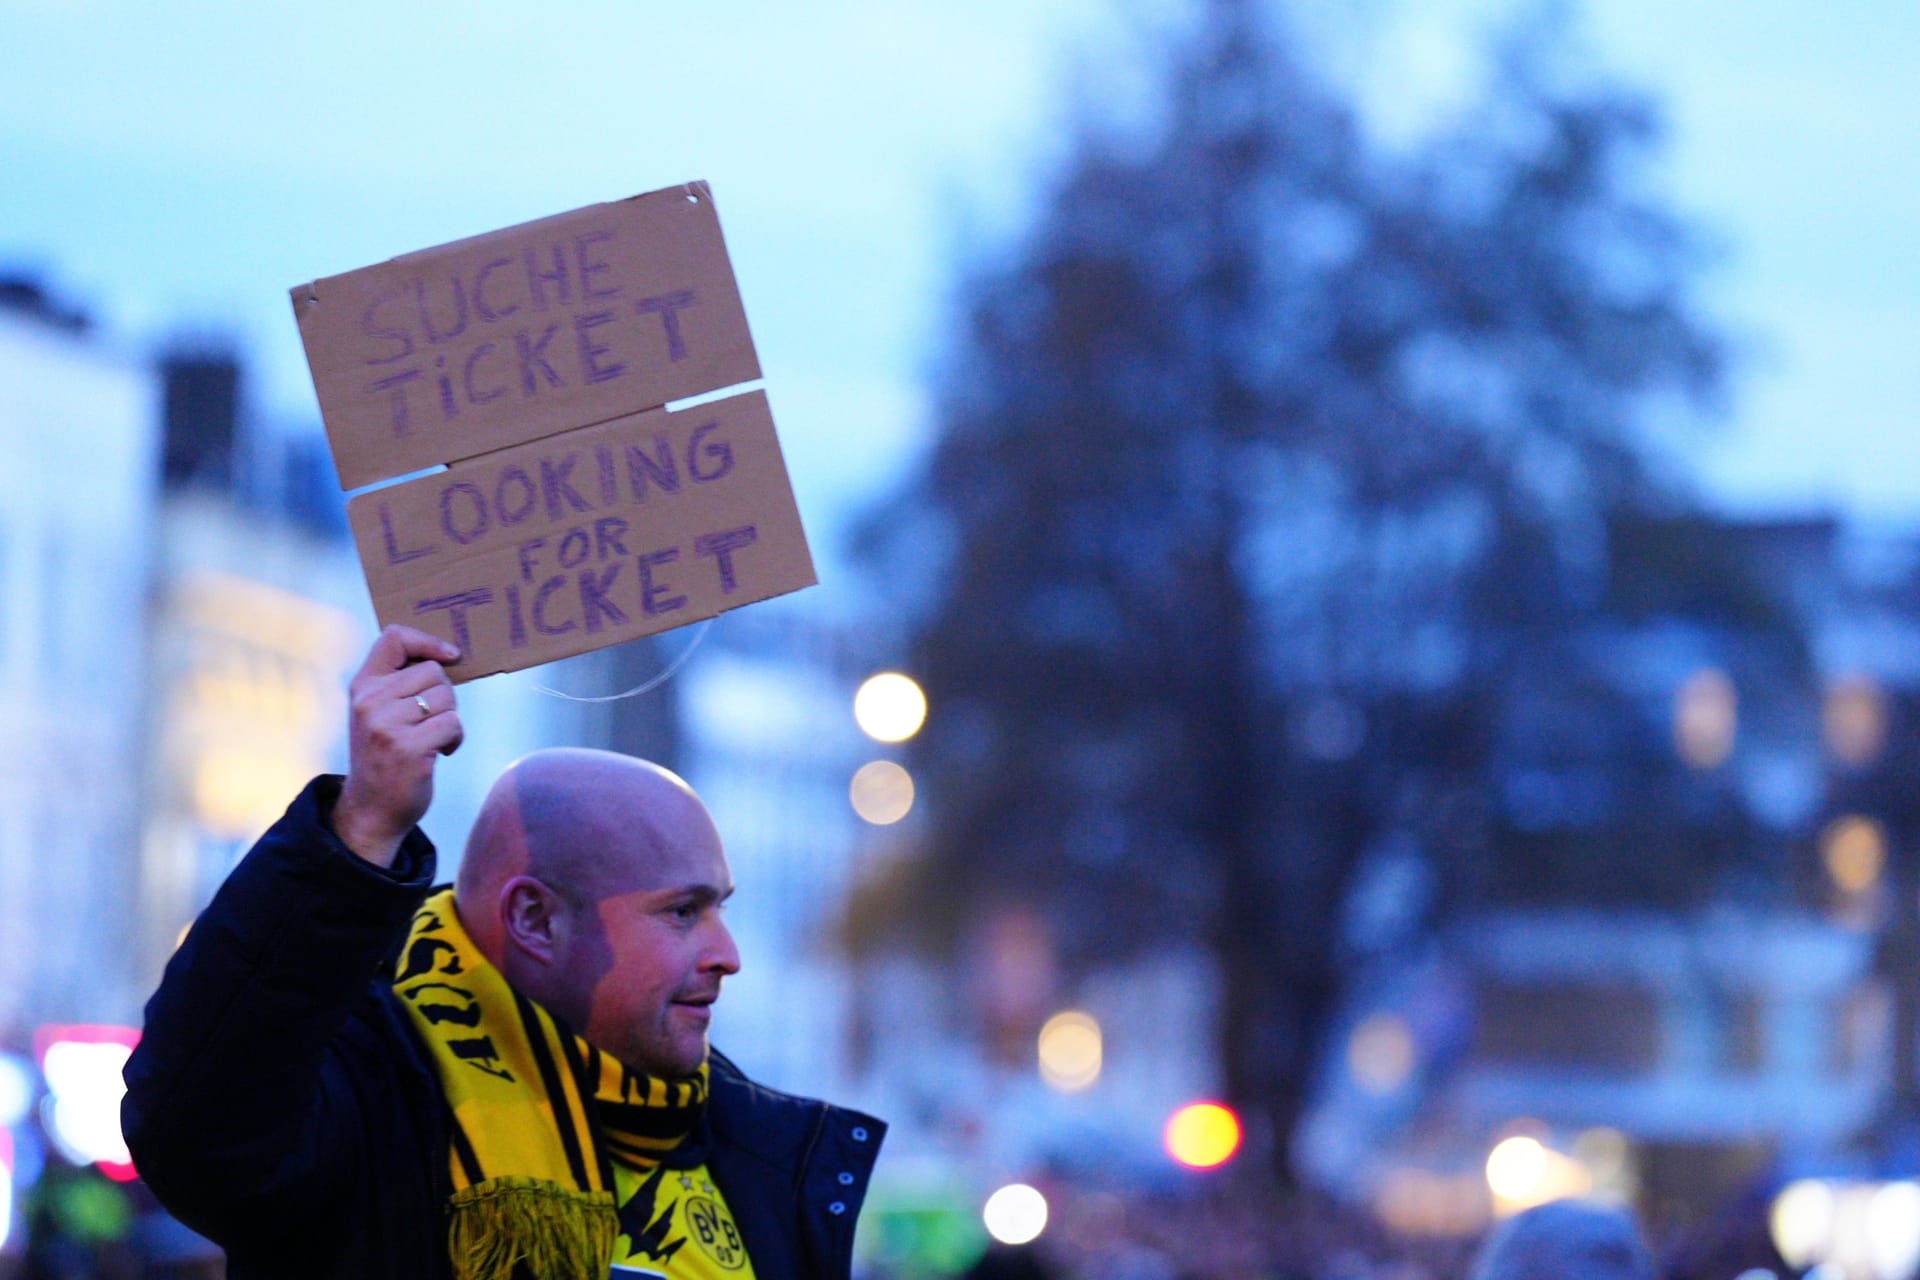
top-left (704, 915), bottom-right (741, 976)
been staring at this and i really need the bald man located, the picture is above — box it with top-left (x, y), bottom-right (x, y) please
top-left (455, 747), bottom-right (743, 1084)
top-left (124, 626), bottom-right (885, 1280)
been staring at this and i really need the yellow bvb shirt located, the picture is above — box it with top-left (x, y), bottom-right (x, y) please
top-left (609, 1161), bottom-right (756, 1279)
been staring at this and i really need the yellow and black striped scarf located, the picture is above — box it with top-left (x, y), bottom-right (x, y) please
top-left (394, 889), bottom-right (708, 1280)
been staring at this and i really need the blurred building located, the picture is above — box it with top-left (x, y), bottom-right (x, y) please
top-left (133, 345), bottom-right (372, 986)
top-left (1294, 515), bottom-right (1920, 1239)
top-left (1297, 906), bottom-right (1877, 1234)
top-left (0, 281), bottom-right (159, 1034)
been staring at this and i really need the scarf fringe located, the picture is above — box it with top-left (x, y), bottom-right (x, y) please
top-left (447, 1177), bottom-right (617, 1280)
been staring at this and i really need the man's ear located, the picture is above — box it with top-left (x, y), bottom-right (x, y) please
top-left (500, 876), bottom-right (566, 964)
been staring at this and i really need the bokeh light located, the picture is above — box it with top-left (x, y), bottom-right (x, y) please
top-left (1037, 1010), bottom-right (1103, 1093)
top-left (1347, 1013), bottom-right (1416, 1095)
top-left (1572, 1127), bottom-right (1637, 1203)
top-left (850, 760), bottom-right (915, 825)
top-left (38, 1029), bottom-right (138, 1177)
top-left (982, 1183), bottom-right (1048, 1245)
top-left (1674, 668), bottom-right (1737, 769)
top-left (1759, 1179), bottom-right (1920, 1279)
top-left (1165, 1102), bottom-right (1242, 1170)
top-left (1824, 676), bottom-right (1890, 767)
top-left (1822, 815), bottom-right (1887, 896)
top-left (1485, 1135), bottom-right (1548, 1201)
top-left (1769, 1180), bottom-right (1833, 1269)
top-left (1572, 1126), bottom-right (1628, 1175)
top-left (1484, 1131), bottom-right (1591, 1213)
top-left (854, 672), bottom-right (927, 743)
top-left (1870, 1181), bottom-right (1920, 1280)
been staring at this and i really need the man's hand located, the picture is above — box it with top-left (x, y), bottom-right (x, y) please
top-left (332, 625), bottom-right (464, 868)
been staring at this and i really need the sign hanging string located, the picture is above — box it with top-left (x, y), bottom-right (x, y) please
top-left (532, 618), bottom-right (715, 703)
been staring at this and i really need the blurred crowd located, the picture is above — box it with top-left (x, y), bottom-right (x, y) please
top-left (901, 1179), bottom-right (1789, 1280)
top-left (0, 1161), bottom-right (1802, 1280)
top-left (1026, 1183), bottom-right (1478, 1280)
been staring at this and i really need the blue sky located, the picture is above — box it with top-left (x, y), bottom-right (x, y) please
top-left (1, 0), bottom-right (1914, 583)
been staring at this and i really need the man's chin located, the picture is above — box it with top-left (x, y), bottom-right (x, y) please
top-left (632, 1034), bottom-right (708, 1082)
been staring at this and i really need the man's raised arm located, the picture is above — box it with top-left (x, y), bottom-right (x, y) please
top-left (121, 625), bottom-right (464, 1250)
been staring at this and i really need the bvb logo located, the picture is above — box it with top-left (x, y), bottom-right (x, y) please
top-left (685, 1197), bottom-right (747, 1271)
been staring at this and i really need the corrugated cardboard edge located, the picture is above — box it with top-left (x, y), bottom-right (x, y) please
top-left (289, 182), bottom-right (713, 305)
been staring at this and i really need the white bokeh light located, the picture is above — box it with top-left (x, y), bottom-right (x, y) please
top-left (41, 1039), bottom-right (135, 1169)
top-left (1868, 1181), bottom-right (1920, 1280)
top-left (849, 760), bottom-right (915, 825)
top-left (1037, 1010), bottom-right (1102, 1092)
top-left (1770, 1180), bottom-right (1835, 1270)
top-left (982, 1183), bottom-right (1048, 1246)
top-left (853, 672), bottom-right (927, 743)
top-left (1485, 1136), bottom-right (1548, 1202)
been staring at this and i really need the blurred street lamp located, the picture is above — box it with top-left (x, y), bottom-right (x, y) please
top-left (1037, 1010), bottom-right (1102, 1093)
top-left (850, 760), bottom-right (915, 825)
top-left (854, 672), bottom-right (927, 743)
top-left (982, 1183), bottom-right (1048, 1245)
top-left (1164, 1102), bottom-right (1241, 1170)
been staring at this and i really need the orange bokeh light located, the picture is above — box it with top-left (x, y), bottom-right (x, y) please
top-left (1165, 1101), bottom-right (1242, 1169)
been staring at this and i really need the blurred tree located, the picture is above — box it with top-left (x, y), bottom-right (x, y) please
top-left (856, 0), bottom-right (1798, 1181)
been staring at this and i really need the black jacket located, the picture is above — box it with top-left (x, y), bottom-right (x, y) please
top-left (123, 776), bottom-right (885, 1279)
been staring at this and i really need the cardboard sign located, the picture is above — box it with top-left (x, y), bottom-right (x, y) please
top-left (294, 183), bottom-right (759, 490)
top-left (345, 390), bottom-right (814, 681)
top-left (295, 182), bottom-right (816, 680)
